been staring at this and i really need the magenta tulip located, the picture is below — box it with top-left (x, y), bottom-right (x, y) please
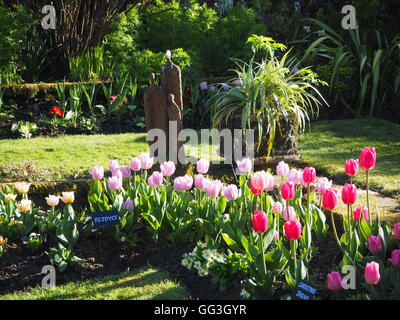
top-left (365, 262), bottom-right (380, 285)
top-left (284, 219), bottom-right (302, 240)
top-left (360, 147), bottom-right (376, 171)
top-left (302, 167), bottom-right (316, 184)
top-left (341, 183), bottom-right (357, 205)
top-left (345, 159), bottom-right (359, 177)
top-left (389, 250), bottom-right (400, 267)
top-left (368, 235), bottom-right (383, 254)
top-left (327, 272), bottom-right (343, 291)
top-left (252, 211), bottom-right (268, 233)
top-left (353, 206), bottom-right (369, 222)
top-left (281, 181), bottom-right (296, 201)
top-left (322, 189), bottom-right (338, 211)
top-left (394, 222), bottom-right (400, 240)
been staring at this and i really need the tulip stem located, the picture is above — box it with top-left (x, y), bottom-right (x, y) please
top-left (366, 170), bottom-right (371, 226)
top-left (307, 184), bottom-right (310, 212)
top-left (290, 240), bottom-right (297, 283)
top-left (259, 233), bottom-right (267, 275)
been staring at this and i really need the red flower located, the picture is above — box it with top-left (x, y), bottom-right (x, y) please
top-left (110, 94), bottom-right (128, 105)
top-left (184, 86), bottom-right (191, 94)
top-left (49, 106), bottom-right (64, 117)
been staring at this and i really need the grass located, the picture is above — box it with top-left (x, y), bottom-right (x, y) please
top-left (0, 131), bottom-right (222, 182)
top-left (0, 267), bottom-right (190, 300)
top-left (299, 118), bottom-right (400, 197)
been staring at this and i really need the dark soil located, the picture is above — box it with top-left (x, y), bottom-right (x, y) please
top-left (0, 227), bottom-right (241, 299)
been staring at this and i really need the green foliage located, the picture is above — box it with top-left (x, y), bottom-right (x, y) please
top-left (0, 3), bottom-right (33, 83)
top-left (302, 19), bottom-right (400, 118)
top-left (209, 36), bottom-right (327, 157)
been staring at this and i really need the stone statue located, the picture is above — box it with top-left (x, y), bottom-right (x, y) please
top-left (143, 50), bottom-right (185, 164)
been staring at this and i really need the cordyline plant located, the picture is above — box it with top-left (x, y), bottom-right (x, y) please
top-left (208, 35), bottom-right (328, 158)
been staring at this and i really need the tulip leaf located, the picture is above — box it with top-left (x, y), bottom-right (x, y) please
top-left (221, 232), bottom-right (240, 251)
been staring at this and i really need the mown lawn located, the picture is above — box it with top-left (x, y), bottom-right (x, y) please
top-left (299, 118), bottom-right (400, 197)
top-left (0, 267), bottom-right (190, 300)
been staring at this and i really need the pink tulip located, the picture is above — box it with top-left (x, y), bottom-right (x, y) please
top-left (194, 174), bottom-right (205, 190)
top-left (250, 171), bottom-right (275, 192)
top-left (276, 161), bottom-right (289, 177)
top-left (353, 206), bottom-right (369, 222)
top-left (91, 165), bottom-right (104, 180)
top-left (272, 202), bottom-right (283, 214)
top-left (140, 153), bottom-right (154, 170)
top-left (368, 235), bottom-right (383, 254)
top-left (273, 230), bottom-right (279, 241)
top-left (345, 159), bottom-right (359, 177)
top-left (327, 272), bottom-right (343, 291)
top-left (112, 169), bottom-right (123, 181)
top-left (121, 166), bottom-right (131, 178)
top-left (341, 183), bottom-right (357, 205)
top-left (283, 206), bottom-right (296, 221)
top-left (207, 180), bottom-right (223, 198)
top-left (322, 189), bottom-right (338, 211)
top-left (250, 179), bottom-right (261, 195)
top-left (284, 219), bottom-right (302, 240)
top-left (122, 199), bottom-right (134, 212)
top-left (316, 177), bottom-right (332, 194)
top-left (236, 158), bottom-right (252, 173)
top-left (130, 157), bottom-right (141, 171)
top-left (222, 184), bottom-right (239, 201)
top-left (160, 161), bottom-right (176, 177)
top-left (302, 167), bottom-right (316, 184)
top-left (252, 211), bottom-right (268, 233)
top-left (281, 181), bottom-right (295, 201)
top-left (148, 171), bottom-right (163, 188)
top-left (196, 159), bottom-right (210, 174)
top-left (287, 169), bottom-right (302, 184)
top-left (108, 176), bottom-right (122, 190)
top-left (360, 147), bottom-right (376, 171)
top-left (109, 160), bottom-right (119, 172)
top-left (173, 175), bottom-right (193, 192)
top-left (365, 262), bottom-right (380, 285)
top-left (394, 222), bottom-right (400, 240)
top-left (389, 250), bottom-right (400, 267)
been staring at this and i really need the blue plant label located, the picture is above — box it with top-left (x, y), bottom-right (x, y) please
top-left (91, 210), bottom-right (120, 228)
top-left (292, 281), bottom-right (318, 300)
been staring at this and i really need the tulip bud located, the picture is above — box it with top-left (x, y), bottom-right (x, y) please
top-left (160, 161), bottom-right (176, 177)
top-left (272, 201), bottom-right (283, 214)
top-left (365, 262), bottom-right (380, 285)
top-left (236, 158), bottom-right (252, 173)
top-left (276, 161), bottom-right (289, 177)
top-left (322, 189), bottom-right (338, 211)
top-left (281, 181), bottom-right (296, 201)
top-left (327, 271), bottom-right (343, 291)
top-left (284, 219), bottom-right (302, 240)
top-left (222, 184), bottom-right (239, 201)
top-left (360, 147), bottom-right (376, 171)
top-left (368, 235), bottom-right (383, 254)
top-left (341, 183), bottom-right (357, 205)
top-left (353, 206), bottom-right (369, 222)
top-left (196, 159), bottom-right (210, 174)
top-left (345, 159), bottom-right (359, 177)
top-left (389, 250), bottom-right (400, 267)
top-left (130, 157), bottom-right (141, 171)
top-left (148, 171), bottom-right (163, 188)
top-left (91, 165), bottom-right (104, 180)
top-left (302, 167), bottom-right (316, 184)
top-left (252, 211), bottom-right (268, 233)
